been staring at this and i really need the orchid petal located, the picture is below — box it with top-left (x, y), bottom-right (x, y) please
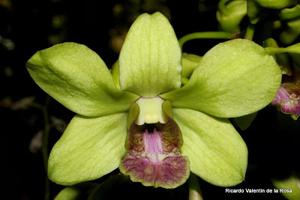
top-left (27, 42), bottom-right (137, 117)
top-left (48, 113), bottom-right (127, 185)
top-left (173, 108), bottom-right (247, 186)
top-left (163, 39), bottom-right (281, 118)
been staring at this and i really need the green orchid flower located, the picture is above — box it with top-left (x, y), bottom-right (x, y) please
top-left (26, 12), bottom-right (281, 189)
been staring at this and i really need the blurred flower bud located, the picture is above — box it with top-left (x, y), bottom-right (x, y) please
top-left (280, 18), bottom-right (300, 45)
top-left (216, 0), bottom-right (247, 33)
top-left (279, 5), bottom-right (300, 21)
top-left (247, 0), bottom-right (261, 24)
top-left (255, 0), bottom-right (297, 9)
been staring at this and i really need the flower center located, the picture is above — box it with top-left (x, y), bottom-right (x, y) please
top-left (119, 98), bottom-right (189, 188)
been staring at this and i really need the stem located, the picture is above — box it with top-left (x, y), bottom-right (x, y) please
top-left (265, 44), bottom-right (300, 54)
top-left (30, 98), bottom-right (51, 200)
top-left (178, 32), bottom-right (232, 48)
top-left (245, 25), bottom-right (255, 40)
top-left (42, 97), bottom-right (51, 200)
top-left (188, 174), bottom-right (203, 200)
top-left (42, 105), bottom-right (50, 171)
top-left (264, 47), bottom-right (287, 54)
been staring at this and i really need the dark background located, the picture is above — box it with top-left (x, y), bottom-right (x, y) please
top-left (0, 0), bottom-right (299, 199)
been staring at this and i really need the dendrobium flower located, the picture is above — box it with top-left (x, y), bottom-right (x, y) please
top-left (272, 83), bottom-right (300, 118)
top-left (26, 12), bottom-right (281, 188)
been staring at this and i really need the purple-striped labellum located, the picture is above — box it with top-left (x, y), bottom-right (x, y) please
top-left (120, 118), bottom-right (189, 188)
top-left (272, 83), bottom-right (300, 117)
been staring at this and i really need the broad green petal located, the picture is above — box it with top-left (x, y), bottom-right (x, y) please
top-left (162, 39), bottom-right (281, 118)
top-left (48, 113), bottom-right (127, 185)
top-left (27, 42), bottom-right (137, 117)
top-left (55, 187), bottom-right (80, 200)
top-left (173, 108), bottom-right (248, 186)
top-left (119, 12), bottom-right (181, 97)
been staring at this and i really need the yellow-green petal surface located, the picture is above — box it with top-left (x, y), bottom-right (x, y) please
top-left (48, 113), bottom-right (127, 185)
top-left (119, 12), bottom-right (181, 97)
top-left (174, 108), bottom-right (248, 186)
top-left (27, 42), bottom-right (137, 117)
top-left (163, 39), bottom-right (281, 118)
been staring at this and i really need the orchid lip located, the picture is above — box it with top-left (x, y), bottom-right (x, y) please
top-left (119, 120), bottom-right (190, 189)
top-left (272, 83), bottom-right (300, 116)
